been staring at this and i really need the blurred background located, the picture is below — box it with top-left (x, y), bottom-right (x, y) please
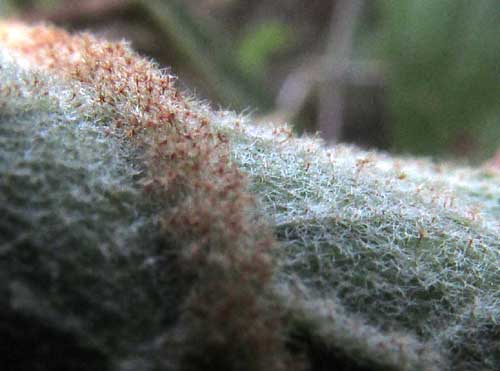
top-left (1, 0), bottom-right (499, 162)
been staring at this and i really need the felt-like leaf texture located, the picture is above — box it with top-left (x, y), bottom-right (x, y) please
top-left (0, 22), bottom-right (290, 371)
top-left (0, 22), bottom-right (499, 371)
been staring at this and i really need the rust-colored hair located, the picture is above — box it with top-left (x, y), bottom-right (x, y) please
top-left (0, 22), bottom-right (296, 370)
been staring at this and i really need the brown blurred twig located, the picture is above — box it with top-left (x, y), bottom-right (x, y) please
top-left (275, 58), bottom-right (384, 122)
top-left (273, 0), bottom-right (387, 143)
top-left (319, 0), bottom-right (364, 142)
top-left (488, 149), bottom-right (500, 170)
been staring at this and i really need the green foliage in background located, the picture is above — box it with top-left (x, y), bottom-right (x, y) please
top-left (237, 21), bottom-right (292, 79)
top-left (1, 0), bottom-right (61, 14)
top-left (379, 0), bottom-right (500, 160)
